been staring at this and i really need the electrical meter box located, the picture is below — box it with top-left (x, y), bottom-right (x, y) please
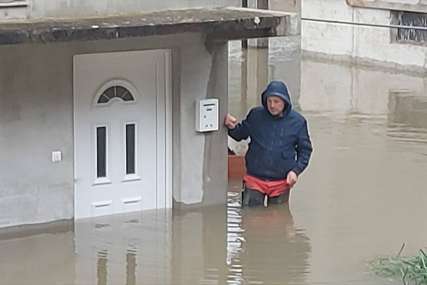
top-left (196, 98), bottom-right (219, 132)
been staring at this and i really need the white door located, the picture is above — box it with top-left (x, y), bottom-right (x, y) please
top-left (73, 50), bottom-right (172, 219)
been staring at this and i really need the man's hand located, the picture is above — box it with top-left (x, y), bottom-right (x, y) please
top-left (224, 113), bottom-right (238, 129)
top-left (286, 171), bottom-right (298, 187)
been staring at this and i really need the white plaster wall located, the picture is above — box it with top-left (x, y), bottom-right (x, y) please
top-left (302, 0), bottom-right (357, 57)
top-left (302, 0), bottom-right (427, 71)
top-left (0, 6), bottom-right (28, 19)
top-left (384, 0), bottom-right (423, 4)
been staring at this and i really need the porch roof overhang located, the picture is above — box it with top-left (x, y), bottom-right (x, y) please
top-left (0, 7), bottom-right (299, 46)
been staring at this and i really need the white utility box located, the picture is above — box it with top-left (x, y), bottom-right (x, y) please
top-left (196, 98), bottom-right (219, 132)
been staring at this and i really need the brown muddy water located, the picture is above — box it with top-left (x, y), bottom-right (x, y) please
top-left (1, 38), bottom-right (427, 284)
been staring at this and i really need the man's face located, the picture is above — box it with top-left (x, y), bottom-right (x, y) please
top-left (267, 96), bottom-right (285, 116)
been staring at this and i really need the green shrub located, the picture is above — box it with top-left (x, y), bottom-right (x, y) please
top-left (371, 245), bottom-right (427, 285)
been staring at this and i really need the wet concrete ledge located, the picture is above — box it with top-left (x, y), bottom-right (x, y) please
top-left (0, 7), bottom-right (298, 45)
top-left (0, 219), bottom-right (73, 241)
top-left (302, 50), bottom-right (427, 77)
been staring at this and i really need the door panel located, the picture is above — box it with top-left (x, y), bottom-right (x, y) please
top-left (74, 50), bottom-right (171, 219)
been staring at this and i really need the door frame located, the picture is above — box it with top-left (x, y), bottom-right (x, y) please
top-left (72, 49), bottom-right (173, 219)
top-left (156, 49), bottom-right (173, 209)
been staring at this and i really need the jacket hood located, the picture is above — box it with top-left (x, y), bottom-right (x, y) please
top-left (261, 81), bottom-right (292, 117)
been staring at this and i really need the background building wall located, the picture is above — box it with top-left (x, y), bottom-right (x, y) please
top-left (302, 0), bottom-right (427, 72)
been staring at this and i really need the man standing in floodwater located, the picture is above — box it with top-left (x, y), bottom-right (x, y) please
top-left (225, 81), bottom-right (313, 207)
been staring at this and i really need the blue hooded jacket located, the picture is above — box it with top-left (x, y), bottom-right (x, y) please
top-left (228, 81), bottom-right (313, 180)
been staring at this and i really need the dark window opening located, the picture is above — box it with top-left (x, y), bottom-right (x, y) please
top-left (392, 11), bottom-right (427, 45)
top-left (126, 124), bottom-right (136, 175)
top-left (96, 127), bottom-right (107, 178)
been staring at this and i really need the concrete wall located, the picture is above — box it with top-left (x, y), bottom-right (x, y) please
top-left (0, 43), bottom-right (75, 227)
top-left (173, 38), bottom-right (228, 206)
top-left (244, 0), bottom-right (299, 11)
top-left (301, 0), bottom-right (427, 72)
top-left (271, 0), bottom-right (300, 13)
top-left (0, 0), bottom-right (240, 20)
top-left (347, 0), bottom-right (427, 13)
top-left (0, 33), bottom-right (228, 227)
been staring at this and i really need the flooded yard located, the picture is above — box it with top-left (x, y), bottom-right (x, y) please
top-left (1, 16), bottom-right (427, 285)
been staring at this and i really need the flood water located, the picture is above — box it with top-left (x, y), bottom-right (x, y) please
top-left (2, 21), bottom-right (427, 285)
top-left (228, 35), bottom-right (427, 285)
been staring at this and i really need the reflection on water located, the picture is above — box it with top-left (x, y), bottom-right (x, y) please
top-left (0, 195), bottom-right (310, 285)
top-left (387, 90), bottom-right (427, 149)
top-left (227, 191), bottom-right (311, 285)
top-left (75, 211), bottom-right (173, 285)
top-left (97, 250), bottom-right (108, 285)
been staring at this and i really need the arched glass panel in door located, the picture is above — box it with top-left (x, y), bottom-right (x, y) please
top-left (97, 86), bottom-right (135, 104)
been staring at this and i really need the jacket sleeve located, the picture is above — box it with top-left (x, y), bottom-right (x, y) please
top-left (292, 120), bottom-right (313, 175)
top-left (227, 110), bottom-right (252, 141)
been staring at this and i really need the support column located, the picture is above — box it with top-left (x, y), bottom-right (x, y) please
top-left (241, 0), bottom-right (269, 107)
